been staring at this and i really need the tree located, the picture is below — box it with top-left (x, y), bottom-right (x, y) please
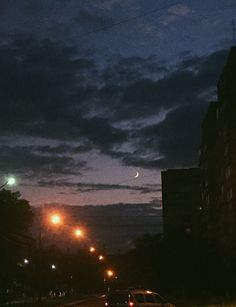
top-left (0, 189), bottom-right (33, 300)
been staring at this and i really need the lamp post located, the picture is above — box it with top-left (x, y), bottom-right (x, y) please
top-left (104, 269), bottom-right (115, 293)
top-left (37, 211), bottom-right (63, 302)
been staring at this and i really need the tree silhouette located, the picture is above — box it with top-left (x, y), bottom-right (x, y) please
top-left (0, 189), bottom-right (33, 301)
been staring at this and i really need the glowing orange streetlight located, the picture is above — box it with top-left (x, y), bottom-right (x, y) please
top-left (104, 269), bottom-right (116, 293)
top-left (106, 269), bottom-right (114, 277)
top-left (50, 213), bottom-right (62, 226)
top-left (74, 227), bottom-right (83, 238)
top-left (89, 246), bottom-right (96, 253)
top-left (98, 255), bottom-right (104, 261)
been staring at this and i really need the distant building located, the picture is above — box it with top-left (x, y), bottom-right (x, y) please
top-left (199, 47), bottom-right (236, 252)
top-left (161, 168), bottom-right (201, 237)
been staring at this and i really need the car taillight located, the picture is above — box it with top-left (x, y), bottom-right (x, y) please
top-left (105, 302), bottom-right (108, 306)
top-left (129, 302), bottom-right (134, 306)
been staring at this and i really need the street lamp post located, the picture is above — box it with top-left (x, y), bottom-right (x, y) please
top-left (37, 226), bottom-right (43, 303)
top-left (37, 211), bottom-right (63, 302)
top-left (104, 269), bottom-right (115, 293)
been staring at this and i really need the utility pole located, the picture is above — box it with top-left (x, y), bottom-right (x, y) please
top-left (36, 224), bottom-right (43, 302)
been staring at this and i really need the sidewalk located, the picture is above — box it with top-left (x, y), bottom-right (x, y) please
top-left (2, 294), bottom-right (103, 306)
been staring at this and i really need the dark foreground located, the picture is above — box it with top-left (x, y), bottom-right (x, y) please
top-left (4, 295), bottom-right (236, 307)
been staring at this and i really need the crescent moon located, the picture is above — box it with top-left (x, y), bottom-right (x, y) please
top-left (134, 171), bottom-right (139, 178)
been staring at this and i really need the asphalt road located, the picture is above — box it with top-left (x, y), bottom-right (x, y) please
top-left (57, 295), bottom-right (105, 307)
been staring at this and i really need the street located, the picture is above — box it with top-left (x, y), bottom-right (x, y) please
top-left (57, 295), bottom-right (105, 307)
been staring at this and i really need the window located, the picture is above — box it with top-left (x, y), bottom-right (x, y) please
top-left (133, 294), bottom-right (145, 303)
top-left (145, 294), bottom-right (156, 303)
top-left (145, 294), bottom-right (164, 303)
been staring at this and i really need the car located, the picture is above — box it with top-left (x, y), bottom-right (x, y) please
top-left (105, 289), bottom-right (175, 307)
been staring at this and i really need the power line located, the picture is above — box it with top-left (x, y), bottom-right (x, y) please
top-left (78, 1), bottom-right (180, 37)
top-left (77, 2), bottom-right (236, 39)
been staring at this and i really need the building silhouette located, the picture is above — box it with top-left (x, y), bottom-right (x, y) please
top-left (199, 47), bottom-right (236, 253)
top-left (161, 168), bottom-right (201, 237)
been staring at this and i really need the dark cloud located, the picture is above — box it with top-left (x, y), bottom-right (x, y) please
top-left (34, 144), bottom-right (92, 154)
top-left (118, 100), bottom-right (207, 169)
top-left (0, 39), bottom-right (84, 122)
top-left (37, 179), bottom-right (161, 194)
top-left (121, 71), bottom-right (208, 119)
top-left (129, 102), bottom-right (207, 169)
top-left (108, 49), bottom-right (228, 169)
top-left (75, 9), bottom-right (113, 30)
top-left (96, 49), bottom-right (228, 123)
top-left (102, 55), bottom-right (168, 85)
top-left (0, 146), bottom-right (86, 178)
top-left (79, 117), bottom-right (128, 152)
top-left (0, 33), bottom-right (229, 177)
top-left (0, 38), bottom-right (127, 151)
top-left (178, 49), bottom-right (228, 80)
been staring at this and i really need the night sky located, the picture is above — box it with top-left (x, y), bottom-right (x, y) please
top-left (0, 0), bottom-right (235, 206)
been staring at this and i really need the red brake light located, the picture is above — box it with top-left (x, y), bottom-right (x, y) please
top-left (129, 302), bottom-right (134, 307)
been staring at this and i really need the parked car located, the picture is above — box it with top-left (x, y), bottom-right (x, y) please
top-left (105, 289), bottom-right (175, 307)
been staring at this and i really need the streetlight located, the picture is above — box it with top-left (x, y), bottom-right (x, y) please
top-left (24, 258), bottom-right (29, 264)
top-left (0, 176), bottom-right (16, 189)
top-left (98, 255), bottom-right (104, 261)
top-left (104, 269), bottom-right (116, 293)
top-left (36, 211), bottom-right (63, 302)
top-left (73, 227), bottom-right (83, 238)
top-left (89, 246), bottom-right (96, 253)
top-left (50, 213), bottom-right (62, 226)
top-left (106, 270), bottom-right (114, 278)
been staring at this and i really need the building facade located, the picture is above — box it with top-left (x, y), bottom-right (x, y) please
top-left (199, 47), bottom-right (236, 253)
top-left (161, 168), bottom-right (201, 237)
